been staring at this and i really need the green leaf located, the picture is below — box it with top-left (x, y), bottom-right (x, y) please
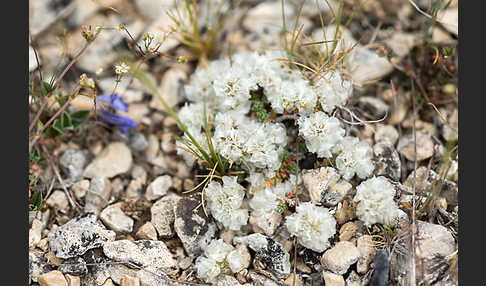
top-left (52, 118), bottom-right (66, 135)
top-left (71, 110), bottom-right (91, 128)
top-left (61, 111), bottom-right (73, 130)
top-left (30, 191), bottom-right (43, 211)
top-left (57, 94), bottom-right (70, 107)
top-left (41, 82), bottom-right (52, 96)
top-left (30, 149), bottom-right (45, 164)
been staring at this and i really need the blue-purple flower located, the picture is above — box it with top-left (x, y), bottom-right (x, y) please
top-left (97, 93), bottom-right (137, 134)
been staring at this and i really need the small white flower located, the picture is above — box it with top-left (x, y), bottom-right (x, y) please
top-left (298, 111), bottom-right (345, 158)
top-left (204, 176), bottom-right (248, 231)
top-left (314, 70), bottom-right (353, 113)
top-left (353, 176), bottom-right (400, 226)
top-left (114, 62), bottom-right (130, 75)
top-left (285, 202), bottom-right (336, 252)
top-left (195, 256), bottom-right (220, 283)
top-left (204, 239), bottom-right (234, 262)
top-left (333, 136), bottom-right (374, 180)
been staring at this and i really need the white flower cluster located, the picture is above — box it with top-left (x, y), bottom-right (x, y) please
top-left (285, 202), bottom-right (337, 252)
top-left (212, 112), bottom-right (288, 172)
top-left (333, 136), bottom-right (375, 180)
top-left (248, 174), bottom-right (300, 235)
top-left (353, 176), bottom-right (401, 226)
top-left (298, 111), bottom-right (345, 158)
top-left (204, 176), bottom-right (248, 231)
top-left (178, 51), bottom-right (356, 174)
top-left (195, 239), bottom-right (246, 283)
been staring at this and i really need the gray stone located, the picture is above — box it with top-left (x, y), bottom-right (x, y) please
top-left (374, 124), bottom-right (399, 145)
top-left (129, 133), bottom-right (149, 152)
top-left (370, 249), bottom-right (389, 286)
top-left (58, 257), bottom-right (88, 276)
top-left (234, 233), bottom-right (291, 277)
top-left (130, 165), bottom-right (147, 184)
top-left (217, 275), bottom-right (243, 286)
top-left (151, 194), bottom-right (178, 238)
top-left (397, 131), bottom-right (434, 162)
top-left (322, 271), bottom-right (345, 286)
top-left (358, 97), bottom-right (390, 119)
top-left (145, 175), bottom-right (173, 201)
top-left (46, 190), bottom-right (70, 212)
top-left (174, 197), bottom-right (217, 257)
top-left (100, 203), bottom-right (134, 233)
top-left (84, 177), bottom-right (112, 216)
top-left (29, 251), bottom-right (50, 283)
top-left (71, 179), bottom-right (90, 200)
top-left (390, 221), bottom-right (456, 285)
top-left (346, 46), bottom-right (394, 85)
top-left (373, 141), bottom-right (401, 181)
top-left (356, 235), bottom-right (376, 274)
top-left (48, 213), bottom-right (115, 259)
top-left (84, 142), bottom-right (133, 179)
top-left (321, 241), bottom-right (360, 275)
top-left (29, 219), bottom-right (43, 249)
top-left (60, 149), bottom-right (88, 181)
top-left (136, 222), bottom-right (158, 241)
top-left (345, 270), bottom-right (362, 286)
top-left (302, 167), bottom-right (351, 206)
top-left (134, 0), bottom-right (173, 21)
top-left (103, 240), bottom-right (179, 277)
top-left (150, 67), bottom-right (187, 111)
top-left (302, 167), bottom-right (340, 203)
top-left (384, 32), bottom-right (417, 58)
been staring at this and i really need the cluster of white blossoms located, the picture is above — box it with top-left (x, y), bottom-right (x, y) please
top-left (204, 176), bottom-right (249, 231)
top-left (177, 51), bottom-right (359, 175)
top-left (285, 202), bottom-right (337, 252)
top-left (248, 174), bottom-right (301, 235)
top-left (180, 50), bottom-right (398, 273)
top-left (298, 111), bottom-right (345, 158)
top-left (353, 176), bottom-right (401, 226)
top-left (333, 136), bottom-right (375, 180)
top-left (195, 239), bottom-right (247, 283)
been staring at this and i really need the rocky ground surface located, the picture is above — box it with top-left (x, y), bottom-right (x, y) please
top-left (29, 0), bottom-right (458, 285)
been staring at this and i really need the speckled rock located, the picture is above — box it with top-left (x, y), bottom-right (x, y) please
top-left (151, 194), bottom-right (179, 238)
top-left (173, 197), bottom-right (217, 258)
top-left (46, 190), bottom-right (70, 212)
top-left (84, 142), bottom-right (133, 178)
top-left (103, 240), bottom-right (179, 277)
top-left (374, 124), bottom-right (399, 145)
top-left (29, 251), bottom-right (50, 283)
top-left (145, 175), bottom-right (173, 201)
top-left (59, 149), bottom-right (88, 181)
top-left (321, 241), bottom-right (360, 275)
top-left (84, 177), bottom-right (112, 216)
top-left (150, 67), bottom-right (187, 110)
top-left (29, 219), bottom-right (43, 248)
top-left (356, 235), bottom-right (376, 274)
top-left (136, 222), bottom-right (158, 241)
top-left (234, 233), bottom-right (291, 276)
top-left (302, 167), bottom-right (352, 206)
top-left (217, 275), bottom-right (243, 286)
top-left (48, 213), bottom-right (115, 259)
top-left (390, 221), bottom-right (456, 285)
top-left (322, 271), bottom-right (345, 286)
top-left (100, 203), bottom-right (134, 233)
top-left (397, 131), bottom-right (434, 162)
top-left (373, 141), bottom-right (401, 181)
top-left (58, 257), bottom-right (88, 276)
